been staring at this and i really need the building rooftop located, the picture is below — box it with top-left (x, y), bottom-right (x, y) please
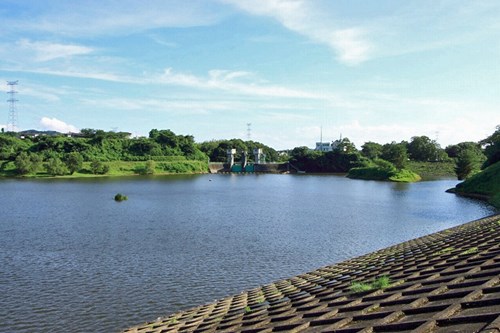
top-left (123, 214), bottom-right (500, 333)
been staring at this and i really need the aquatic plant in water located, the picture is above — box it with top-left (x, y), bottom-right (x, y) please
top-left (114, 193), bottom-right (128, 202)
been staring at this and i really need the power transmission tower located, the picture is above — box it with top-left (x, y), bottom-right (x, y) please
top-left (6, 81), bottom-right (19, 132)
top-left (247, 123), bottom-right (252, 140)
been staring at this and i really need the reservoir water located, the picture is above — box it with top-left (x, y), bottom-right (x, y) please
top-left (0, 174), bottom-right (497, 333)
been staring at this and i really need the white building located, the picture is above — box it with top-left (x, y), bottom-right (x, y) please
top-left (315, 142), bottom-right (333, 152)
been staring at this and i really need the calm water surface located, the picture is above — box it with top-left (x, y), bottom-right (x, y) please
top-left (0, 174), bottom-right (496, 332)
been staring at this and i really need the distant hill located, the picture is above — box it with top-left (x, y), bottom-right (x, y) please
top-left (19, 129), bottom-right (65, 136)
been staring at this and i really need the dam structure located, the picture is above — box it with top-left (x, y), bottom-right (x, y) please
top-left (208, 148), bottom-right (297, 174)
top-left (123, 213), bottom-right (500, 333)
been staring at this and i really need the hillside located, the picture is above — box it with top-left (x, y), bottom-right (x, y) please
top-left (450, 161), bottom-right (500, 208)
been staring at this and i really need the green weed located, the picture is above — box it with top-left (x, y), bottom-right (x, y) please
top-left (433, 247), bottom-right (454, 255)
top-left (460, 247), bottom-right (478, 255)
top-left (350, 276), bottom-right (391, 293)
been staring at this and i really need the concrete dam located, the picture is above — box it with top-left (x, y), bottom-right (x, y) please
top-left (208, 148), bottom-right (300, 174)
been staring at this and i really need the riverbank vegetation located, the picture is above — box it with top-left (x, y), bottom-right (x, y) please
top-left (0, 126), bottom-right (498, 188)
top-left (449, 126), bottom-right (500, 208)
top-left (348, 159), bottom-right (421, 182)
top-left (290, 136), bottom-right (450, 182)
top-left (0, 128), bottom-right (282, 178)
top-left (0, 129), bottom-right (210, 177)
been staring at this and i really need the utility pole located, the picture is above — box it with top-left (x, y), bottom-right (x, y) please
top-left (6, 81), bottom-right (19, 132)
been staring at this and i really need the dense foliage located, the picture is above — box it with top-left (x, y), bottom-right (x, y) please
top-left (348, 159), bottom-right (421, 182)
top-left (480, 125), bottom-right (500, 168)
top-left (0, 128), bottom-right (208, 176)
top-left (445, 142), bottom-right (485, 180)
top-left (1, 125), bottom-right (498, 184)
top-left (289, 141), bottom-right (370, 173)
top-left (450, 126), bottom-right (500, 208)
top-left (1, 129), bottom-right (206, 163)
top-left (407, 136), bottom-right (448, 162)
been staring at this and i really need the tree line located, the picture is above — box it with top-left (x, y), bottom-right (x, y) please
top-left (288, 127), bottom-right (500, 180)
top-left (0, 129), bottom-right (280, 176)
top-left (1, 126), bottom-right (498, 178)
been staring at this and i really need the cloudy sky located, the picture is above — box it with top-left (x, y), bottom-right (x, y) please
top-left (1, 0), bottom-right (499, 149)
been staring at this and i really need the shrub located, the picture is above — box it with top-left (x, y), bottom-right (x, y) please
top-left (45, 157), bottom-right (69, 176)
top-left (145, 160), bottom-right (156, 175)
top-left (114, 193), bottom-right (128, 201)
top-left (14, 152), bottom-right (32, 175)
top-left (65, 152), bottom-right (83, 174)
top-left (90, 160), bottom-right (110, 175)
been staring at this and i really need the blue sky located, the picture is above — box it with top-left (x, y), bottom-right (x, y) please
top-left (1, 0), bottom-right (499, 150)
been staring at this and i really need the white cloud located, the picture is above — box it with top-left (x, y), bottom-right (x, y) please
top-left (331, 28), bottom-right (372, 65)
top-left (40, 117), bottom-right (79, 133)
top-left (8, 1), bottom-right (226, 37)
top-left (148, 34), bottom-right (178, 48)
top-left (2, 67), bottom-right (131, 83)
top-left (21, 86), bottom-right (60, 103)
top-left (222, 0), bottom-right (373, 65)
top-left (224, 0), bottom-right (500, 64)
top-left (16, 39), bottom-right (94, 62)
top-left (157, 67), bottom-right (319, 98)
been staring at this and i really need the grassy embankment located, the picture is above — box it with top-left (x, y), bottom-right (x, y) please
top-left (0, 160), bottom-right (208, 178)
top-left (406, 161), bottom-right (455, 180)
top-left (449, 162), bottom-right (500, 208)
top-left (348, 159), bottom-right (423, 182)
top-left (348, 166), bottom-right (421, 182)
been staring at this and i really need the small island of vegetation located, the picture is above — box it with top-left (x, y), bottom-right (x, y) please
top-left (114, 193), bottom-right (128, 202)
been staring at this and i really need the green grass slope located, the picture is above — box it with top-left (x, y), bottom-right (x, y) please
top-left (406, 161), bottom-right (455, 180)
top-left (0, 160), bottom-right (208, 178)
top-left (348, 166), bottom-right (421, 183)
top-left (452, 162), bottom-right (500, 208)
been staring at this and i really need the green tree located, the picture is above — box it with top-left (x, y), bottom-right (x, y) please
top-left (145, 160), bottom-right (156, 175)
top-left (14, 152), bottom-right (33, 175)
top-left (407, 136), bottom-right (442, 161)
top-left (128, 138), bottom-right (162, 156)
top-left (454, 150), bottom-right (476, 180)
top-left (29, 153), bottom-right (43, 174)
top-left (481, 125), bottom-right (500, 168)
top-left (90, 160), bottom-right (109, 175)
top-left (65, 152), bottom-right (83, 174)
top-left (149, 129), bottom-right (179, 148)
top-left (381, 142), bottom-right (408, 169)
top-left (0, 134), bottom-right (31, 160)
top-left (334, 137), bottom-right (357, 153)
top-left (361, 142), bottom-right (383, 159)
top-left (45, 157), bottom-right (69, 176)
top-left (14, 152), bottom-right (42, 175)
